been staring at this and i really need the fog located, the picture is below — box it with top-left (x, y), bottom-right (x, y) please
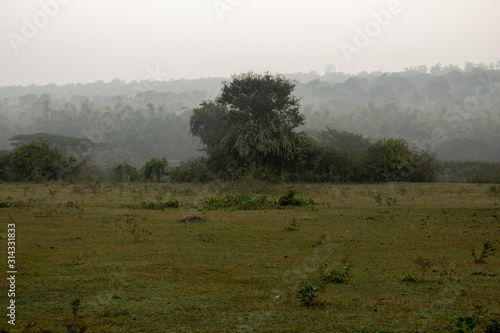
top-left (1, 0), bottom-right (499, 85)
top-left (0, 0), bottom-right (499, 176)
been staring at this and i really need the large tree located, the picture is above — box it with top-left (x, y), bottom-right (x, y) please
top-left (190, 72), bottom-right (308, 178)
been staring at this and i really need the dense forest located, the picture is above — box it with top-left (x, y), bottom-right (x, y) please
top-left (0, 64), bottom-right (499, 171)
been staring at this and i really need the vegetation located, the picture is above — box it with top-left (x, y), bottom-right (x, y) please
top-left (0, 182), bottom-right (498, 331)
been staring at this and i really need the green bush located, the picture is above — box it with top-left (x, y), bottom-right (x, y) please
top-left (198, 194), bottom-right (270, 211)
top-left (6, 141), bottom-right (85, 182)
top-left (169, 157), bottom-right (213, 182)
top-left (297, 284), bottom-right (319, 306)
top-left (276, 188), bottom-right (314, 206)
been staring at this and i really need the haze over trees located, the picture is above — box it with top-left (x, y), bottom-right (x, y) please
top-left (0, 63), bottom-right (499, 182)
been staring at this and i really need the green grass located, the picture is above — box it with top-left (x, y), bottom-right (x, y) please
top-left (0, 182), bottom-right (499, 332)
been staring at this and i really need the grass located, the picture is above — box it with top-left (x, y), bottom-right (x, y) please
top-left (0, 182), bottom-right (499, 332)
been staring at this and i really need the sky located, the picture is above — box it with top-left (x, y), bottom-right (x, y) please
top-left (0, 0), bottom-right (499, 86)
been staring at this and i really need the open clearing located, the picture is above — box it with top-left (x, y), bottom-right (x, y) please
top-left (0, 182), bottom-right (499, 332)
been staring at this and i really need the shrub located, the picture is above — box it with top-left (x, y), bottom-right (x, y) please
top-left (198, 194), bottom-right (270, 211)
top-left (169, 157), bottom-right (213, 183)
top-left (297, 284), bottom-right (319, 306)
top-left (323, 265), bottom-right (349, 284)
top-left (472, 241), bottom-right (496, 263)
top-left (111, 163), bottom-right (139, 182)
top-left (276, 188), bottom-right (314, 206)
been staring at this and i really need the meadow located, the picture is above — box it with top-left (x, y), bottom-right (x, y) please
top-left (0, 181), bottom-right (499, 332)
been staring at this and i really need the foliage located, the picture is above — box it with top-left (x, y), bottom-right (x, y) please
top-left (198, 194), bottom-right (270, 211)
top-left (216, 71), bottom-right (304, 129)
top-left (65, 299), bottom-right (87, 333)
top-left (189, 101), bottom-right (231, 152)
top-left (489, 186), bottom-right (500, 197)
top-left (414, 257), bottom-right (434, 280)
top-left (315, 126), bottom-right (371, 150)
top-left (445, 307), bottom-right (499, 333)
top-left (6, 141), bottom-right (85, 181)
top-left (321, 265), bottom-right (349, 284)
top-left (465, 163), bottom-right (500, 183)
top-left (365, 138), bottom-right (412, 182)
top-left (111, 162), bottom-right (139, 182)
top-left (399, 274), bottom-right (416, 282)
top-left (0, 150), bottom-right (10, 181)
top-left (472, 241), bottom-right (496, 263)
top-left (10, 132), bottom-right (105, 155)
top-left (297, 283), bottom-right (319, 306)
top-left (118, 215), bottom-right (152, 242)
top-left (141, 157), bottom-right (168, 182)
top-left (276, 188), bottom-right (314, 206)
top-left (169, 157), bottom-right (213, 183)
top-left (132, 199), bottom-right (180, 210)
top-left (407, 150), bottom-right (440, 182)
top-left (191, 72), bottom-right (309, 179)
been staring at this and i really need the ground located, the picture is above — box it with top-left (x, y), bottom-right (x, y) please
top-left (0, 182), bottom-right (498, 332)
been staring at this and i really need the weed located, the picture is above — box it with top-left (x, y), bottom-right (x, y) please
top-left (284, 217), bottom-right (300, 231)
top-left (48, 188), bottom-right (57, 197)
top-left (123, 199), bottom-right (180, 210)
top-left (488, 185), bottom-right (500, 197)
top-left (118, 215), bottom-right (152, 242)
top-left (36, 201), bottom-right (84, 217)
top-left (415, 257), bottom-right (434, 280)
top-left (375, 193), bottom-right (383, 204)
top-left (385, 196), bottom-right (396, 206)
top-left (65, 299), bottom-right (86, 333)
top-left (297, 283), bottom-right (319, 306)
top-left (317, 234), bottom-right (327, 245)
top-left (472, 241), bottom-right (496, 263)
top-left (323, 265), bottom-right (349, 284)
top-left (399, 274), bottom-right (416, 282)
top-left (198, 194), bottom-right (270, 211)
top-left (445, 307), bottom-right (499, 333)
top-left (276, 188), bottom-right (314, 207)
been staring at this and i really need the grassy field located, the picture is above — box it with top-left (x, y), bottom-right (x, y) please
top-left (0, 181), bottom-right (499, 332)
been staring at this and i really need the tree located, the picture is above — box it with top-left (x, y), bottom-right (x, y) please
top-left (141, 157), bottom-right (168, 182)
top-left (365, 138), bottom-right (412, 182)
top-left (189, 101), bottom-right (231, 152)
top-left (0, 150), bottom-right (11, 181)
top-left (190, 72), bottom-right (308, 178)
top-left (111, 162), bottom-right (139, 182)
top-left (10, 133), bottom-right (105, 156)
top-left (407, 149), bottom-right (439, 182)
top-left (316, 127), bottom-right (371, 150)
top-left (7, 141), bottom-right (81, 181)
top-left (216, 72), bottom-right (304, 129)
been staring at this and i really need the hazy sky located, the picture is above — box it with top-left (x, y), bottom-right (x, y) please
top-left (1, 0), bottom-right (499, 86)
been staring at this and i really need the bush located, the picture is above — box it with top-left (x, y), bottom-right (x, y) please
top-left (276, 188), bottom-right (314, 206)
top-left (6, 141), bottom-right (85, 182)
top-left (141, 157), bottom-right (168, 182)
top-left (111, 163), bottom-right (139, 182)
top-left (169, 157), bottom-right (213, 182)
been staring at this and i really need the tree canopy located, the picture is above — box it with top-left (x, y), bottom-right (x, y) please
top-left (190, 72), bottom-right (309, 177)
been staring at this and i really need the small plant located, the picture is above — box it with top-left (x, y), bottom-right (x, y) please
top-left (472, 240), bottom-right (496, 263)
top-left (489, 185), bottom-right (500, 197)
top-left (119, 215), bottom-right (152, 242)
top-left (445, 307), bottom-right (499, 333)
top-left (415, 256), bottom-right (434, 280)
top-left (375, 193), bottom-right (382, 204)
top-left (297, 283), bottom-right (319, 306)
top-left (385, 196), bottom-right (396, 206)
top-left (399, 274), bottom-right (416, 282)
top-left (323, 265), bottom-right (349, 284)
top-left (277, 188), bottom-right (314, 207)
top-left (48, 188), bottom-right (57, 197)
top-left (65, 299), bottom-right (87, 333)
